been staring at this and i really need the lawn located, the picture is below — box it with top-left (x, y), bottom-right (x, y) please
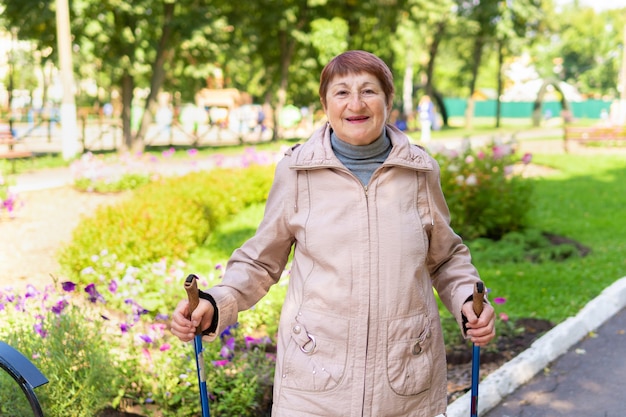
top-left (480, 153), bottom-right (626, 322)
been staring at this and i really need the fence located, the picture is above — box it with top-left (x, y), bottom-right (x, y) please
top-left (443, 99), bottom-right (611, 119)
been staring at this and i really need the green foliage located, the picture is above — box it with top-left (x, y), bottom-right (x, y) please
top-left (0, 269), bottom-right (276, 417)
top-left (58, 165), bottom-right (275, 281)
top-left (468, 229), bottom-right (580, 265)
top-left (0, 298), bottom-right (120, 417)
top-left (475, 153), bottom-right (626, 322)
top-left (433, 141), bottom-right (534, 240)
top-left (74, 172), bottom-right (152, 193)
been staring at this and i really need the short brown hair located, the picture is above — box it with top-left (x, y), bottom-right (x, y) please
top-left (319, 50), bottom-right (394, 109)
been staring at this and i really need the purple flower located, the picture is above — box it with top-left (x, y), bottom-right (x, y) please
top-left (245, 335), bottom-right (271, 349)
top-left (34, 322), bottom-right (47, 338)
top-left (220, 323), bottom-right (238, 340)
top-left (51, 300), bottom-right (69, 315)
top-left (108, 280), bottom-right (118, 293)
top-left (84, 283), bottom-right (105, 303)
top-left (159, 343), bottom-right (171, 352)
top-left (212, 359), bottom-right (229, 367)
top-left (522, 152), bottom-right (532, 165)
top-left (24, 285), bottom-right (38, 299)
top-left (493, 297), bottom-right (507, 305)
top-left (120, 323), bottom-right (130, 333)
top-left (61, 281), bottom-right (77, 292)
top-left (140, 334), bottom-right (153, 344)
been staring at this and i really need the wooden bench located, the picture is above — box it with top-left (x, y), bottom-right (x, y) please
top-left (0, 129), bottom-right (34, 174)
top-left (563, 125), bottom-right (626, 152)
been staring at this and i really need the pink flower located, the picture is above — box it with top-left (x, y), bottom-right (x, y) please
top-left (499, 312), bottom-right (509, 322)
top-left (494, 297), bottom-right (507, 304)
top-left (522, 152), bottom-right (532, 165)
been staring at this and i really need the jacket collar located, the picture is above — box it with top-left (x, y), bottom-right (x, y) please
top-left (287, 123), bottom-right (433, 172)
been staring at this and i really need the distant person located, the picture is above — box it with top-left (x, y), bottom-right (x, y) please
top-left (418, 95), bottom-right (438, 141)
top-left (171, 50), bottom-right (495, 417)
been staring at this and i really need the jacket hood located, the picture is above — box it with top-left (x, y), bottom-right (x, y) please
top-left (287, 123), bottom-right (434, 172)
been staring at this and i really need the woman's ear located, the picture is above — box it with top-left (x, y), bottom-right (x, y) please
top-left (320, 97), bottom-right (326, 112)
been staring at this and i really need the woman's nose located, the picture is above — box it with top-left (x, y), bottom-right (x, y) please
top-left (347, 93), bottom-right (364, 109)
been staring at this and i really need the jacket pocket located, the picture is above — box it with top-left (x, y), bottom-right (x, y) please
top-left (281, 309), bottom-right (349, 392)
top-left (386, 314), bottom-right (433, 396)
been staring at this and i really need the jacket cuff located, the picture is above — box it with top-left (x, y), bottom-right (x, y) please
top-left (198, 290), bottom-right (219, 336)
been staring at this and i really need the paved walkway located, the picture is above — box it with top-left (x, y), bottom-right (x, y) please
top-left (483, 306), bottom-right (626, 417)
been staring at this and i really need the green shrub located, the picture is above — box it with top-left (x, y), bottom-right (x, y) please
top-left (432, 141), bottom-right (534, 240)
top-left (0, 288), bottom-right (121, 417)
top-left (0, 273), bottom-right (277, 417)
top-left (58, 165), bottom-right (275, 281)
top-left (74, 172), bottom-right (152, 193)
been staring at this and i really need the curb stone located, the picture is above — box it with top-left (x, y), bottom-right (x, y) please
top-left (446, 275), bottom-right (626, 417)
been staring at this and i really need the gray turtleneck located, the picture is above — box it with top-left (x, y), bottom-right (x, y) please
top-left (331, 129), bottom-right (392, 186)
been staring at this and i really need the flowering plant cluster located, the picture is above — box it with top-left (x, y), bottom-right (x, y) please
top-left (431, 140), bottom-right (534, 240)
top-left (71, 152), bottom-right (157, 193)
top-left (0, 260), bottom-right (277, 416)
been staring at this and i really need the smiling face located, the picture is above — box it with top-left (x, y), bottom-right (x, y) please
top-left (322, 72), bottom-right (390, 146)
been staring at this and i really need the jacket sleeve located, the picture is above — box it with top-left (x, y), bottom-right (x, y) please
top-left (202, 157), bottom-right (296, 341)
top-left (424, 156), bottom-right (484, 335)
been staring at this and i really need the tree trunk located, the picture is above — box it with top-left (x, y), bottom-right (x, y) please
top-left (121, 71), bottom-right (134, 152)
top-left (424, 20), bottom-right (447, 126)
top-left (496, 40), bottom-right (505, 128)
top-left (274, 29), bottom-right (297, 140)
top-left (133, 2), bottom-right (175, 154)
top-left (465, 37), bottom-right (485, 130)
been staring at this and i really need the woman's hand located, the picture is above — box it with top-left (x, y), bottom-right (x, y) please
top-left (462, 301), bottom-right (496, 347)
top-left (170, 298), bottom-right (214, 342)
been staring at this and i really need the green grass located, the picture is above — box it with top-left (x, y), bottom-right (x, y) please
top-left (185, 150), bottom-right (626, 332)
top-left (484, 153), bottom-right (626, 322)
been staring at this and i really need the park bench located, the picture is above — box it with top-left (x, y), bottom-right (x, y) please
top-left (0, 341), bottom-right (48, 416)
top-left (563, 125), bottom-right (626, 152)
top-left (0, 128), bottom-right (33, 173)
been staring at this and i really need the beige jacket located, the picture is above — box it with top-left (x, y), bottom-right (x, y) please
top-left (207, 124), bottom-right (483, 417)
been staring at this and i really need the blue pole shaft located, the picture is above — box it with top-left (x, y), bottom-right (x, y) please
top-left (470, 343), bottom-right (480, 417)
top-left (470, 281), bottom-right (485, 417)
top-left (185, 274), bottom-right (211, 417)
top-left (193, 335), bottom-right (211, 417)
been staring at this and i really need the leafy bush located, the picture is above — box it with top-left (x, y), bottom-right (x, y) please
top-left (432, 141), bottom-right (534, 240)
top-left (58, 165), bottom-right (275, 281)
top-left (0, 285), bottom-right (120, 417)
top-left (71, 152), bottom-right (156, 193)
top-left (0, 270), bottom-right (277, 416)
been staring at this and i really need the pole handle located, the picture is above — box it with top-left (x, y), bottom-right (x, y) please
top-left (473, 282), bottom-right (485, 318)
top-left (184, 274), bottom-right (201, 335)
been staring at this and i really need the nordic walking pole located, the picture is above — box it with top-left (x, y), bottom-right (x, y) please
top-left (184, 274), bottom-right (211, 417)
top-left (470, 282), bottom-right (485, 417)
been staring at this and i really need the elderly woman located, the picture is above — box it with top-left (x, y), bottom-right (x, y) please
top-left (171, 50), bottom-right (495, 417)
